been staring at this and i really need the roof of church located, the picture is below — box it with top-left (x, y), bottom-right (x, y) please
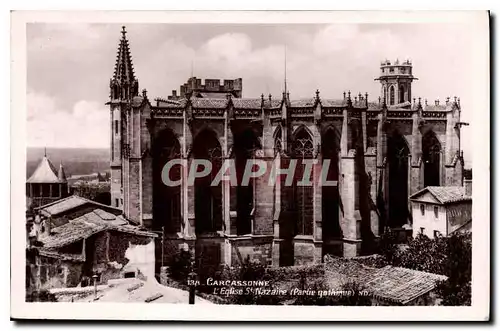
top-left (232, 98), bottom-right (262, 109)
top-left (423, 104), bottom-right (448, 111)
top-left (409, 186), bottom-right (471, 204)
top-left (27, 156), bottom-right (66, 184)
top-left (190, 97), bottom-right (228, 109)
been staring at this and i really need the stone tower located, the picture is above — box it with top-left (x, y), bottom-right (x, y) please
top-left (108, 26), bottom-right (139, 210)
top-left (375, 59), bottom-right (417, 106)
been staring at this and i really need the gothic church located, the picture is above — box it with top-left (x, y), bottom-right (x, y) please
top-left (108, 27), bottom-right (465, 271)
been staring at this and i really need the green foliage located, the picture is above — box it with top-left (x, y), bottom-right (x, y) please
top-left (399, 233), bottom-right (448, 275)
top-left (435, 233), bottom-right (472, 306)
top-left (26, 289), bottom-right (57, 302)
top-left (380, 231), bottom-right (472, 306)
top-left (168, 249), bottom-right (193, 285)
top-left (378, 229), bottom-right (400, 265)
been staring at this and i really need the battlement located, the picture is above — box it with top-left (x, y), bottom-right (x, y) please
top-left (378, 59), bottom-right (414, 78)
top-left (169, 77), bottom-right (243, 100)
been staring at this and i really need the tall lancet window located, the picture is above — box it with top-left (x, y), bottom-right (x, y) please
top-left (388, 132), bottom-right (410, 227)
top-left (321, 128), bottom-right (341, 240)
top-left (423, 131), bottom-right (441, 187)
top-left (233, 126), bottom-right (261, 235)
top-left (399, 85), bottom-right (405, 103)
top-left (192, 129), bottom-right (223, 235)
top-left (292, 127), bottom-right (314, 236)
top-left (389, 86), bottom-right (395, 105)
top-left (152, 129), bottom-right (182, 234)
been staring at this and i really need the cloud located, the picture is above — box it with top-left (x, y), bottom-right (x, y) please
top-left (27, 90), bottom-right (109, 148)
top-left (25, 23), bottom-right (476, 166)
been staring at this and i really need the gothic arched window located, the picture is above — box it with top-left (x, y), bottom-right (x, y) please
top-left (153, 129), bottom-right (182, 235)
top-left (321, 128), bottom-right (341, 242)
top-left (192, 129), bottom-right (223, 235)
top-left (388, 132), bottom-right (410, 228)
top-left (389, 86), bottom-right (395, 105)
top-left (423, 131), bottom-right (441, 187)
top-left (274, 126), bottom-right (282, 156)
top-left (399, 85), bottom-right (405, 103)
top-left (233, 126), bottom-right (261, 235)
top-left (292, 127), bottom-right (314, 236)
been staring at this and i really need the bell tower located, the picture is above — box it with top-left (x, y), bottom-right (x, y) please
top-left (375, 59), bottom-right (417, 106)
top-left (108, 26), bottom-right (139, 209)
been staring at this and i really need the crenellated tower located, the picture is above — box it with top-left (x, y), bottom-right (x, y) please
top-left (375, 59), bottom-right (418, 106)
top-left (108, 26), bottom-right (139, 210)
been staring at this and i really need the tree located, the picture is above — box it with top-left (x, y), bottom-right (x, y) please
top-left (435, 233), bottom-right (472, 305)
top-left (379, 231), bottom-right (472, 306)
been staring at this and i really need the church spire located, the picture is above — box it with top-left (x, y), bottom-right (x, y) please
top-left (113, 26), bottom-right (135, 83)
top-left (110, 26), bottom-right (138, 101)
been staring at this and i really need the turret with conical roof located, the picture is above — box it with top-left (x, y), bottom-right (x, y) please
top-left (26, 151), bottom-right (69, 209)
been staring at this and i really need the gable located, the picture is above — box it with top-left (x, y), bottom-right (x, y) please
top-left (411, 191), bottom-right (441, 204)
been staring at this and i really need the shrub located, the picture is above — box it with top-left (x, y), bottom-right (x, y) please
top-left (168, 249), bottom-right (192, 285)
top-left (26, 289), bottom-right (57, 302)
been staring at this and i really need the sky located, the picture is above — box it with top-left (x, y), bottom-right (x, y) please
top-left (27, 22), bottom-right (476, 167)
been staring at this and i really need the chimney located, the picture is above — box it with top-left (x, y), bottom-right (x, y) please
top-left (464, 179), bottom-right (472, 197)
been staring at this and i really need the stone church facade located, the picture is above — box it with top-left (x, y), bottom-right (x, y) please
top-left (107, 27), bottom-right (465, 271)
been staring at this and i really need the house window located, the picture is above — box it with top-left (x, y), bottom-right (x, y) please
top-left (434, 206), bottom-right (439, 218)
top-left (420, 227), bottom-right (425, 234)
top-left (420, 204), bottom-right (425, 216)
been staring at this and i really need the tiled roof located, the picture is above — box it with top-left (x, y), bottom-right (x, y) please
top-left (198, 92), bottom-right (230, 98)
top-left (40, 208), bottom-right (155, 249)
top-left (38, 248), bottom-right (85, 262)
top-left (27, 156), bottom-right (62, 184)
top-left (424, 104), bottom-right (447, 111)
top-left (263, 99), bottom-right (282, 109)
top-left (232, 98), bottom-right (262, 109)
top-left (36, 195), bottom-right (122, 217)
top-left (388, 101), bottom-right (412, 110)
top-left (409, 186), bottom-right (471, 204)
top-left (155, 98), bottom-right (187, 108)
top-left (367, 102), bottom-right (382, 110)
top-left (324, 256), bottom-right (447, 305)
top-left (191, 97), bottom-right (228, 109)
top-left (321, 99), bottom-right (346, 107)
top-left (290, 98), bottom-right (316, 108)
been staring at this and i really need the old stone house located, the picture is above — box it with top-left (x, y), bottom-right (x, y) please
top-left (409, 179), bottom-right (472, 238)
top-left (26, 198), bottom-right (156, 294)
